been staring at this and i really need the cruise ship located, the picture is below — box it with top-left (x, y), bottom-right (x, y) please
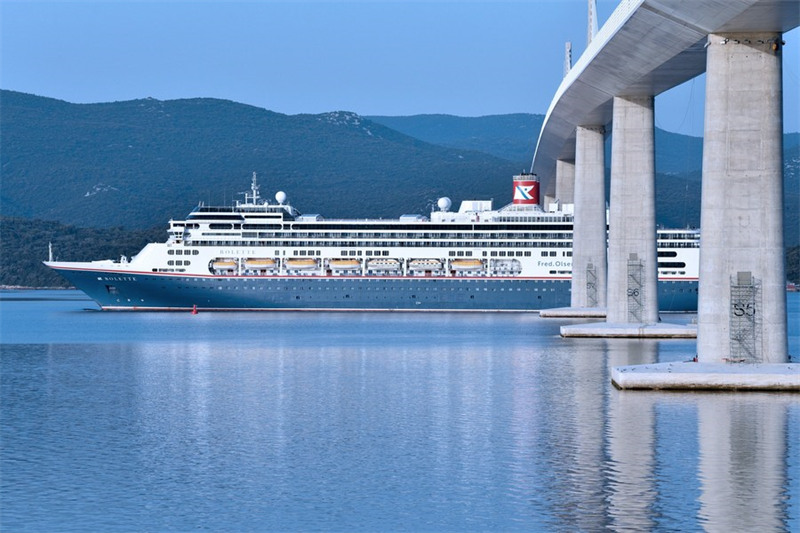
top-left (45, 173), bottom-right (699, 312)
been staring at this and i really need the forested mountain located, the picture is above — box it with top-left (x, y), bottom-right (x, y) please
top-left (367, 114), bottom-right (543, 165)
top-left (368, 114), bottom-right (706, 174)
top-left (0, 90), bottom-right (519, 229)
top-left (0, 217), bottom-right (163, 288)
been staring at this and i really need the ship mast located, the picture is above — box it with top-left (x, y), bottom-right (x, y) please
top-left (243, 171), bottom-right (262, 205)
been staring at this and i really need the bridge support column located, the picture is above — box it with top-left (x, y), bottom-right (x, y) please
top-left (607, 96), bottom-right (658, 324)
top-left (556, 159), bottom-right (575, 206)
top-left (698, 32), bottom-right (787, 363)
top-left (571, 125), bottom-right (607, 309)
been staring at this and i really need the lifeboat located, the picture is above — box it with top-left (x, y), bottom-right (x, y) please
top-left (367, 258), bottom-right (400, 271)
top-left (329, 259), bottom-right (362, 270)
top-left (245, 258), bottom-right (277, 269)
top-left (408, 259), bottom-right (442, 271)
top-left (451, 259), bottom-right (483, 271)
top-left (286, 258), bottom-right (318, 270)
top-left (212, 259), bottom-right (237, 270)
top-left (491, 258), bottom-right (522, 274)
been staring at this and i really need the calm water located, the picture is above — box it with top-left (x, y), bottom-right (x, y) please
top-left (1, 290), bottom-right (798, 532)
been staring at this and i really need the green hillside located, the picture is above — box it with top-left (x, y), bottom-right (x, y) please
top-left (0, 217), bottom-right (163, 288)
top-left (0, 90), bottom-right (519, 228)
top-left (367, 114), bottom-right (543, 165)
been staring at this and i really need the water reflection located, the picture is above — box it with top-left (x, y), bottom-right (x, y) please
top-left (1, 295), bottom-right (798, 531)
top-left (603, 348), bottom-right (797, 532)
top-left (606, 341), bottom-right (659, 531)
top-left (698, 395), bottom-right (791, 532)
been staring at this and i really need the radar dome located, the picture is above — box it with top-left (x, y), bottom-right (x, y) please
top-left (275, 191), bottom-right (287, 205)
top-left (437, 197), bottom-right (452, 211)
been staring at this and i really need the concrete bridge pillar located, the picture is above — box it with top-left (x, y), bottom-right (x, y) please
top-left (697, 32), bottom-right (788, 363)
top-left (556, 159), bottom-right (576, 206)
top-left (572, 125), bottom-right (607, 309)
top-left (607, 96), bottom-right (659, 324)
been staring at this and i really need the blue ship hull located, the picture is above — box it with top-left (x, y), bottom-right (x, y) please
top-left (52, 267), bottom-right (698, 312)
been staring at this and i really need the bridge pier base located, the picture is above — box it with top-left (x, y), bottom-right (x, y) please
top-left (561, 96), bottom-right (690, 337)
top-left (606, 95), bottom-right (659, 325)
top-left (698, 32), bottom-right (788, 365)
top-left (541, 125), bottom-right (607, 319)
top-left (612, 31), bottom-right (797, 390)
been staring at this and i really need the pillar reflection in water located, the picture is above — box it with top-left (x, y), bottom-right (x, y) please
top-left (606, 340), bottom-right (658, 531)
top-left (509, 338), bottom-right (608, 530)
top-left (697, 395), bottom-right (790, 532)
top-left (607, 342), bottom-right (796, 532)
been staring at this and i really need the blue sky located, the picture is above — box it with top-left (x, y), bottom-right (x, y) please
top-left (1, 0), bottom-right (798, 136)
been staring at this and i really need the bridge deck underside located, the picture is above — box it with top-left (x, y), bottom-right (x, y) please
top-left (532, 0), bottom-right (800, 195)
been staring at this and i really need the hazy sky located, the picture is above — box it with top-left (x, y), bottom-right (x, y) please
top-left (1, 0), bottom-right (798, 136)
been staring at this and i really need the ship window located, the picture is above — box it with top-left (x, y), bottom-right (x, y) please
top-left (658, 262), bottom-right (686, 268)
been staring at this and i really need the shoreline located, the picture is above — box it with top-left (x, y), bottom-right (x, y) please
top-left (0, 285), bottom-right (72, 290)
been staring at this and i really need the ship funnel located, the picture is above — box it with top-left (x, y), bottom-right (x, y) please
top-left (512, 172), bottom-right (539, 205)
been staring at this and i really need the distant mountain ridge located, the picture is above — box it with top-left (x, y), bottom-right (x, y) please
top-left (1, 89), bottom-right (797, 242)
top-left (367, 114), bottom-right (543, 166)
top-left (0, 90), bottom-right (519, 229)
top-left (367, 113), bottom-right (707, 174)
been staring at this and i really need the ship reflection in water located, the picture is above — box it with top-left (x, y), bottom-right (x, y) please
top-left (0, 291), bottom-right (797, 531)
